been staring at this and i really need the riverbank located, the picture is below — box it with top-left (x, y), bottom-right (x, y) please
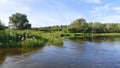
top-left (60, 33), bottom-right (120, 38)
top-left (0, 30), bottom-right (48, 48)
top-left (1, 30), bottom-right (120, 48)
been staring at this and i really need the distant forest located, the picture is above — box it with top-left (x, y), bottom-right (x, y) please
top-left (32, 18), bottom-right (120, 33)
top-left (1, 13), bottom-right (120, 33)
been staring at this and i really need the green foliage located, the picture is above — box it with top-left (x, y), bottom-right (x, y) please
top-left (32, 25), bottom-right (67, 32)
top-left (40, 32), bottom-right (63, 46)
top-left (68, 18), bottom-right (87, 33)
top-left (91, 22), bottom-right (104, 33)
top-left (21, 38), bottom-right (45, 47)
top-left (0, 20), bottom-right (5, 30)
top-left (9, 13), bottom-right (31, 30)
top-left (1, 14), bottom-right (120, 48)
top-left (67, 18), bottom-right (120, 33)
top-left (30, 18), bottom-right (120, 33)
top-left (0, 30), bottom-right (48, 48)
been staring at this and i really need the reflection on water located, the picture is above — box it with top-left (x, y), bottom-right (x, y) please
top-left (69, 36), bottom-right (120, 43)
top-left (1, 36), bottom-right (120, 68)
top-left (0, 47), bottom-right (43, 64)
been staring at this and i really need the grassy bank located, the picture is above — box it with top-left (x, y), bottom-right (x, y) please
top-left (40, 32), bottom-right (63, 46)
top-left (1, 30), bottom-right (120, 48)
top-left (60, 33), bottom-right (120, 38)
top-left (0, 30), bottom-right (48, 48)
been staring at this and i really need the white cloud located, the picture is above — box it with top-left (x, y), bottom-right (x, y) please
top-left (112, 7), bottom-right (120, 13)
top-left (90, 4), bottom-right (111, 14)
top-left (0, 0), bottom-right (85, 27)
top-left (0, 0), bottom-right (30, 13)
top-left (29, 13), bottom-right (64, 27)
top-left (95, 15), bottom-right (120, 23)
top-left (0, 0), bottom-right (8, 3)
top-left (90, 4), bottom-right (120, 23)
top-left (86, 0), bottom-right (102, 3)
top-left (9, 3), bottom-right (30, 13)
top-left (28, 8), bottom-right (84, 27)
top-left (0, 0), bottom-right (30, 26)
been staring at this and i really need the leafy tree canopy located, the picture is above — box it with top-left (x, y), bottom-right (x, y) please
top-left (9, 13), bottom-right (31, 30)
top-left (0, 20), bottom-right (5, 30)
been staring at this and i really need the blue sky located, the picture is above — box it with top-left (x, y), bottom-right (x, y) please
top-left (0, 0), bottom-right (120, 27)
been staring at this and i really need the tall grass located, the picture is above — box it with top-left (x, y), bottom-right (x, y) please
top-left (1, 30), bottom-right (120, 48)
top-left (41, 32), bottom-right (63, 46)
top-left (0, 30), bottom-right (48, 48)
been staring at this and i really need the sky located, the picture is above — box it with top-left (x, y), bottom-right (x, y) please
top-left (0, 0), bottom-right (120, 27)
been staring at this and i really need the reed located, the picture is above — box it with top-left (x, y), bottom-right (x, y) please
top-left (0, 30), bottom-right (48, 48)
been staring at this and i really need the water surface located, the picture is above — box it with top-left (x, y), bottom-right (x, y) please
top-left (0, 36), bottom-right (120, 68)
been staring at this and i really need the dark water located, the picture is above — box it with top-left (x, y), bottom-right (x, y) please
top-left (0, 36), bottom-right (120, 68)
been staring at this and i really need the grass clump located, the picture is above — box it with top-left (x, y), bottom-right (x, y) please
top-left (0, 30), bottom-right (48, 48)
top-left (21, 38), bottom-right (47, 47)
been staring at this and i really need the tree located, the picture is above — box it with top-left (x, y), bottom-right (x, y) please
top-left (9, 13), bottom-right (31, 30)
top-left (85, 22), bottom-right (93, 33)
top-left (0, 20), bottom-right (5, 30)
top-left (68, 18), bottom-right (87, 33)
top-left (92, 22), bottom-right (104, 33)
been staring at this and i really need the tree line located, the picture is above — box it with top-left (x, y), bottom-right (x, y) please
top-left (1, 13), bottom-right (120, 33)
top-left (33, 18), bottom-right (120, 33)
top-left (67, 18), bottom-right (120, 33)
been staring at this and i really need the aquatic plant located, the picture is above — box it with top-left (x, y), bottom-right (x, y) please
top-left (0, 30), bottom-right (48, 48)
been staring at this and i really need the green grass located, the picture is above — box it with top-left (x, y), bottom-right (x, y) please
top-left (40, 32), bottom-right (63, 46)
top-left (0, 30), bottom-right (48, 48)
top-left (1, 30), bottom-right (120, 48)
top-left (60, 33), bottom-right (120, 38)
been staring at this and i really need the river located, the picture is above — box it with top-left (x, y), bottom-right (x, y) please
top-left (0, 36), bottom-right (120, 68)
